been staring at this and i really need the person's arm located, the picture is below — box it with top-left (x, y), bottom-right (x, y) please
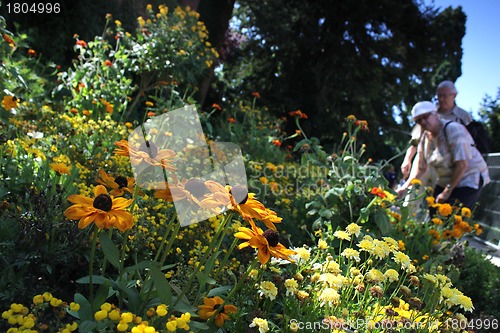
top-left (396, 151), bottom-right (428, 198)
top-left (401, 145), bottom-right (417, 179)
top-left (435, 160), bottom-right (468, 203)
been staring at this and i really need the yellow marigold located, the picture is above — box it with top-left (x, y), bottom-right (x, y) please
top-left (346, 115), bottom-right (357, 122)
top-left (474, 223), bottom-right (483, 236)
top-left (397, 240), bottom-right (406, 251)
top-left (431, 218), bottom-right (442, 225)
top-left (461, 207), bottom-right (472, 218)
top-left (410, 179), bottom-right (422, 186)
top-left (441, 230), bottom-right (452, 239)
top-left (437, 203), bottom-right (453, 217)
top-left (426, 196), bottom-right (435, 206)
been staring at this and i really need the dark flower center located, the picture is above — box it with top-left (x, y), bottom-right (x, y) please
top-left (230, 185), bottom-right (248, 204)
top-left (93, 194), bottom-right (113, 211)
top-left (263, 229), bottom-right (279, 247)
top-left (185, 179), bottom-right (208, 199)
top-left (114, 176), bottom-right (128, 188)
top-left (138, 140), bottom-right (158, 158)
top-left (213, 304), bottom-right (221, 310)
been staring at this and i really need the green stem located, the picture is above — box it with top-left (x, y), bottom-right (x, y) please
top-left (207, 257), bottom-right (259, 326)
top-left (88, 228), bottom-right (99, 312)
top-left (294, 117), bottom-right (308, 140)
top-left (172, 213), bottom-right (232, 307)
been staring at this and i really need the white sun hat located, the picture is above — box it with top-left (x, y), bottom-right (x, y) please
top-left (411, 101), bottom-right (437, 121)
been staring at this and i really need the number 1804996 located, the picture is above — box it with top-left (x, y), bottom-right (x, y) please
top-left (5, 2), bottom-right (61, 14)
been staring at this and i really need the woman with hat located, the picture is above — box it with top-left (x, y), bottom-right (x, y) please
top-left (396, 101), bottom-right (490, 208)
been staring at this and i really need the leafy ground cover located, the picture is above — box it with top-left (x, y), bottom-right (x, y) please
top-left (1, 5), bottom-right (498, 333)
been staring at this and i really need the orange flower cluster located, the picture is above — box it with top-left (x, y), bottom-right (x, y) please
top-left (288, 109), bottom-right (308, 119)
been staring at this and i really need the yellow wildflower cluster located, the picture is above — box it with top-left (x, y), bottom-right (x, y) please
top-left (1, 293), bottom-right (79, 333)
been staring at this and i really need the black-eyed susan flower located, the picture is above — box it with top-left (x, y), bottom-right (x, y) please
top-left (96, 169), bottom-right (137, 197)
top-left (227, 185), bottom-right (282, 230)
top-left (2, 95), bottom-right (19, 110)
top-left (197, 296), bottom-right (237, 328)
top-left (234, 225), bottom-right (295, 265)
top-left (64, 185), bottom-right (134, 232)
top-left (114, 139), bottom-right (176, 172)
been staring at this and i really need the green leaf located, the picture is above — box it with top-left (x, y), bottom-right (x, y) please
top-left (188, 321), bottom-right (210, 330)
top-left (374, 210), bottom-right (391, 235)
top-left (93, 280), bottom-right (111, 310)
top-left (196, 271), bottom-right (216, 286)
top-left (149, 263), bottom-right (173, 305)
top-left (207, 286), bottom-right (232, 297)
top-left (76, 275), bottom-right (108, 285)
top-left (99, 232), bottom-right (120, 269)
top-left (124, 260), bottom-right (153, 273)
top-left (74, 293), bottom-right (93, 322)
top-left (78, 321), bottom-right (98, 331)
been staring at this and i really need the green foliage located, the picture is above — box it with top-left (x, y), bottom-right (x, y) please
top-left (54, 5), bottom-right (218, 121)
top-left (454, 247), bottom-right (500, 319)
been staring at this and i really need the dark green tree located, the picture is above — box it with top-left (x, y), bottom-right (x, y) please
top-left (214, 0), bottom-right (466, 160)
top-left (479, 89), bottom-right (500, 153)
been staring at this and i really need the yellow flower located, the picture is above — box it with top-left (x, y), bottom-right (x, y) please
top-left (33, 295), bottom-right (44, 304)
top-left (346, 223), bottom-right (361, 237)
top-left (431, 217), bottom-right (442, 225)
top-left (198, 296), bottom-right (237, 328)
top-left (69, 302), bottom-right (80, 312)
top-left (95, 309), bottom-right (108, 321)
top-left (437, 203), bottom-right (453, 217)
top-left (410, 179), bottom-right (422, 186)
top-left (259, 281), bottom-right (278, 300)
top-left (318, 239), bottom-right (328, 250)
top-left (2, 95), bottom-right (19, 110)
top-left (461, 207), bottom-right (472, 218)
top-left (50, 163), bottom-right (71, 175)
top-left (333, 230), bottom-right (351, 241)
top-left (393, 251), bottom-right (411, 269)
top-left (64, 185), bottom-right (134, 232)
top-left (284, 278), bottom-right (299, 296)
top-left (249, 317), bottom-right (269, 332)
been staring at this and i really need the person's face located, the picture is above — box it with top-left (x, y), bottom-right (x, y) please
top-left (436, 87), bottom-right (456, 111)
top-left (415, 112), bottom-right (438, 132)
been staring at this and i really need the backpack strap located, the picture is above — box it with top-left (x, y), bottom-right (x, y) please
top-left (443, 121), bottom-right (453, 144)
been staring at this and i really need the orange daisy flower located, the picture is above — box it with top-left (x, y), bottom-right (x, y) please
top-left (234, 225), bottom-right (295, 265)
top-left (197, 297), bottom-right (237, 328)
top-left (64, 185), bottom-right (134, 232)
